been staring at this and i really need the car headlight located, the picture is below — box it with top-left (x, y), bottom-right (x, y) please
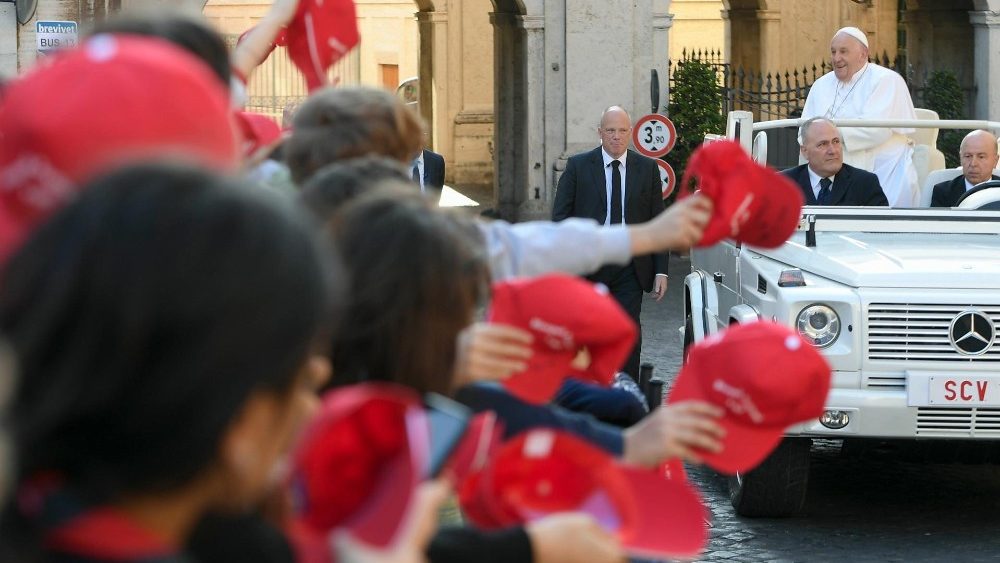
top-left (796, 304), bottom-right (840, 348)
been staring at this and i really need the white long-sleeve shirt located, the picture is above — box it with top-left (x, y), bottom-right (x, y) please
top-left (478, 218), bottom-right (631, 281)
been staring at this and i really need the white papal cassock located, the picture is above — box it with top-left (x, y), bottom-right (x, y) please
top-left (802, 63), bottom-right (919, 207)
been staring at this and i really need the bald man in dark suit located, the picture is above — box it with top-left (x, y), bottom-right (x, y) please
top-left (551, 106), bottom-right (668, 378)
top-left (931, 130), bottom-right (1000, 208)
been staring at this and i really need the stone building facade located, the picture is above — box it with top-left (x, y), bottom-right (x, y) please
top-left (5, 0), bottom-right (1000, 220)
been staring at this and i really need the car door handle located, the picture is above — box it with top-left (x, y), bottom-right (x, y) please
top-left (713, 271), bottom-right (725, 283)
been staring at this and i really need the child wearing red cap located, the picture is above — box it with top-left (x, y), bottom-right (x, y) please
top-left (0, 34), bottom-right (238, 266)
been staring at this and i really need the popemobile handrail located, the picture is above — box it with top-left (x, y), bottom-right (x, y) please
top-left (753, 118), bottom-right (1000, 132)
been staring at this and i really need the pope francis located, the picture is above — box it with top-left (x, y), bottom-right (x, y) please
top-left (801, 27), bottom-right (918, 208)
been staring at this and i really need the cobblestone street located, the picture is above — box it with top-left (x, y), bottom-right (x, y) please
top-left (639, 255), bottom-right (1000, 563)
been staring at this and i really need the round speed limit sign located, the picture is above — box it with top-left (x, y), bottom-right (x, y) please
top-left (655, 160), bottom-right (676, 200)
top-left (632, 114), bottom-right (677, 159)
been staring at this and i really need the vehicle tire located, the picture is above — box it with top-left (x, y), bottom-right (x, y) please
top-left (683, 313), bottom-right (694, 363)
top-left (728, 437), bottom-right (811, 517)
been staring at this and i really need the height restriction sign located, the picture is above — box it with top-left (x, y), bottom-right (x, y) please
top-left (632, 114), bottom-right (676, 159)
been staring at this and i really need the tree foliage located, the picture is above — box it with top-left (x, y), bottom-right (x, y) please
top-left (665, 59), bottom-right (726, 203)
top-left (924, 70), bottom-right (965, 168)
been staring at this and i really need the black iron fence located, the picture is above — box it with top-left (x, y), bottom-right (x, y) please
top-left (223, 34), bottom-right (360, 121)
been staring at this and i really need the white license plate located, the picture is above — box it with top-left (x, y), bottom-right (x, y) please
top-left (928, 376), bottom-right (1000, 406)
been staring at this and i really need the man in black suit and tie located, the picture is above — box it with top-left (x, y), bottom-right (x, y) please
top-left (411, 148), bottom-right (445, 193)
top-left (551, 106), bottom-right (668, 378)
top-left (782, 118), bottom-right (889, 207)
top-left (931, 129), bottom-right (1000, 208)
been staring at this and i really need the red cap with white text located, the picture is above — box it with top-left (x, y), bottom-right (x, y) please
top-left (488, 274), bottom-right (637, 404)
top-left (667, 321), bottom-right (831, 474)
top-left (680, 140), bottom-right (803, 248)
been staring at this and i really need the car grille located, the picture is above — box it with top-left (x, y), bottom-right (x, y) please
top-left (916, 407), bottom-right (1000, 438)
top-left (867, 303), bottom-right (1000, 362)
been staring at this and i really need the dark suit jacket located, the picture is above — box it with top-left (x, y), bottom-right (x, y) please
top-left (421, 149), bottom-right (445, 190)
top-left (551, 147), bottom-right (668, 291)
top-left (781, 163), bottom-right (889, 206)
top-left (931, 174), bottom-right (1000, 208)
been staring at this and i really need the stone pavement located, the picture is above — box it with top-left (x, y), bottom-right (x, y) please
top-left (637, 255), bottom-right (1000, 563)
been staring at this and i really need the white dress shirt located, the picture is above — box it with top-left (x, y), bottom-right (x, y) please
top-left (599, 148), bottom-right (666, 281)
top-left (601, 148), bottom-right (627, 226)
top-left (806, 166), bottom-right (836, 200)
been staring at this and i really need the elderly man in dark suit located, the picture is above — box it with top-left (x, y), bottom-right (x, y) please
top-left (931, 129), bottom-right (1000, 208)
top-left (551, 106), bottom-right (667, 378)
top-left (782, 117), bottom-right (888, 207)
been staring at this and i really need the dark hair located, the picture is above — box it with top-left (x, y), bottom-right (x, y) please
top-left (89, 13), bottom-right (232, 88)
top-left (0, 163), bottom-right (338, 502)
top-left (285, 86), bottom-right (425, 185)
top-left (328, 184), bottom-right (487, 395)
top-left (299, 156), bottom-right (413, 220)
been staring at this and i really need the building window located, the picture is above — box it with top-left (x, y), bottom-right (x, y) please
top-left (380, 64), bottom-right (400, 90)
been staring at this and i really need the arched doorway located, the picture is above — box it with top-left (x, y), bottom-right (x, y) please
top-left (413, 0), bottom-right (534, 218)
top-left (414, 0), bottom-right (675, 220)
top-left (721, 0), bottom-right (768, 72)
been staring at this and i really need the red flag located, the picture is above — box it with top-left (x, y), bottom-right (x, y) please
top-left (284, 0), bottom-right (360, 92)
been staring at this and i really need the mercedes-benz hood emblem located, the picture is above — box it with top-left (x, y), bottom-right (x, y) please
top-left (949, 310), bottom-right (996, 356)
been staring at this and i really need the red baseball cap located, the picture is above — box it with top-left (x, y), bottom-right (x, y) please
top-left (0, 34), bottom-right (238, 264)
top-left (679, 140), bottom-right (803, 248)
top-left (464, 429), bottom-right (708, 559)
top-left (234, 111), bottom-right (283, 158)
top-left (667, 321), bottom-right (831, 474)
top-left (284, 0), bottom-right (360, 92)
top-left (487, 274), bottom-right (637, 404)
top-left (289, 383), bottom-right (429, 560)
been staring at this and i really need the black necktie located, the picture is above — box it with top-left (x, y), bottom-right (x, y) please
top-left (610, 160), bottom-right (622, 224)
top-left (412, 163), bottom-right (421, 184)
top-left (818, 177), bottom-right (832, 205)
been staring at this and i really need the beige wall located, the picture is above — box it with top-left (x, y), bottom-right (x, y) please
top-left (669, 0), bottom-right (724, 55)
top-left (668, 0), bottom-right (900, 71)
top-left (779, 0), bottom-right (898, 68)
top-left (202, 0), bottom-right (269, 34)
top-left (355, 1), bottom-right (419, 89)
top-left (727, 0), bottom-right (899, 73)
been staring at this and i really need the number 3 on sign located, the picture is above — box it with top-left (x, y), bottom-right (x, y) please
top-left (632, 114), bottom-right (676, 159)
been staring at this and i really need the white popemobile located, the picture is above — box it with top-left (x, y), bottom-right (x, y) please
top-left (684, 112), bottom-right (1000, 517)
